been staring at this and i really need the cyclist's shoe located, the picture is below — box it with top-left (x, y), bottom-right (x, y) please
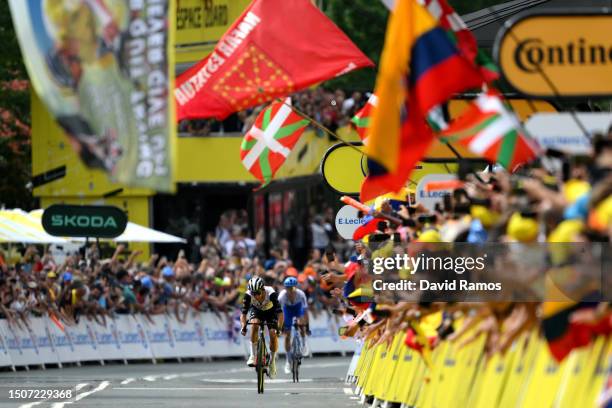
top-left (284, 360), bottom-right (291, 374)
top-left (269, 356), bottom-right (277, 378)
top-left (247, 354), bottom-right (256, 367)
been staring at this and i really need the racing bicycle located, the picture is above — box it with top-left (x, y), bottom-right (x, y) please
top-left (288, 317), bottom-right (306, 383)
top-left (247, 321), bottom-right (275, 394)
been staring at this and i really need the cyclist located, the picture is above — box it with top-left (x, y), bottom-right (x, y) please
top-left (240, 276), bottom-right (283, 377)
top-left (278, 276), bottom-right (310, 374)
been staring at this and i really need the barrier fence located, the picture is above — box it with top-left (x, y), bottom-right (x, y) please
top-left (0, 312), bottom-right (354, 369)
top-left (346, 331), bottom-right (610, 408)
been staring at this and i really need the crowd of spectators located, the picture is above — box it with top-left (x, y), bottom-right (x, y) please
top-left (0, 129), bottom-right (610, 373)
top-left (0, 206), bottom-right (350, 330)
top-left (327, 131), bottom-right (612, 365)
top-left (178, 88), bottom-right (369, 137)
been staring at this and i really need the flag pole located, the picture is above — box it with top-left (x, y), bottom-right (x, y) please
top-left (277, 98), bottom-right (365, 155)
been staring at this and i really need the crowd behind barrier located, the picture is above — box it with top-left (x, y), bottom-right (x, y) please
top-left (0, 203), bottom-right (353, 333)
top-left (346, 329), bottom-right (609, 408)
top-left (333, 130), bottom-right (612, 407)
top-left (0, 311), bottom-right (353, 370)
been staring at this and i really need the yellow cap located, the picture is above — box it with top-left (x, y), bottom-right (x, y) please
top-left (563, 179), bottom-right (591, 204)
top-left (470, 205), bottom-right (499, 228)
top-left (506, 212), bottom-right (538, 242)
top-left (417, 229), bottom-right (442, 243)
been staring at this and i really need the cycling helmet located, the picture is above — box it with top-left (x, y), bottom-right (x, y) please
top-left (284, 277), bottom-right (298, 287)
top-left (247, 276), bottom-right (264, 293)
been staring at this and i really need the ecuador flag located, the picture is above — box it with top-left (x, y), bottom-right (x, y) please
top-left (361, 0), bottom-right (483, 202)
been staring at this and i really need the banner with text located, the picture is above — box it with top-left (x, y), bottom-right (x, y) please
top-left (9, 0), bottom-right (176, 191)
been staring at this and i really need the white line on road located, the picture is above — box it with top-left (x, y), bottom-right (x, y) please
top-left (19, 383), bottom-right (88, 408)
top-left (343, 388), bottom-right (353, 395)
top-left (201, 378), bottom-right (314, 384)
top-left (142, 375), bottom-right (158, 382)
top-left (120, 378), bottom-right (135, 385)
top-left (117, 387), bottom-right (340, 391)
top-left (154, 360), bottom-right (348, 381)
top-left (18, 401), bottom-right (44, 408)
top-left (52, 381), bottom-right (111, 407)
top-left (75, 383), bottom-right (89, 391)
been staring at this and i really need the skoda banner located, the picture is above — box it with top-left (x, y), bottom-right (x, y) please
top-left (8, 0), bottom-right (176, 192)
top-left (42, 205), bottom-right (127, 238)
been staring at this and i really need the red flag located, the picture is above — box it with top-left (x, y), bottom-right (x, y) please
top-left (424, 0), bottom-right (499, 83)
top-left (175, 0), bottom-right (373, 121)
top-left (353, 217), bottom-right (385, 240)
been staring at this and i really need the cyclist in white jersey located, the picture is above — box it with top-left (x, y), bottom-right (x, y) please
top-left (240, 276), bottom-right (283, 377)
top-left (278, 277), bottom-right (310, 374)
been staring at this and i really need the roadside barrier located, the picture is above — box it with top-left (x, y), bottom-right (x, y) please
top-left (0, 311), bottom-right (354, 370)
top-left (346, 330), bottom-right (610, 407)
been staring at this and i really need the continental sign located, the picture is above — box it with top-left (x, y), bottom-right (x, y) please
top-left (42, 205), bottom-right (127, 238)
top-left (495, 11), bottom-right (612, 97)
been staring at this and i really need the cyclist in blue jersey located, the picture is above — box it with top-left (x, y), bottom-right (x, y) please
top-left (278, 277), bottom-right (310, 374)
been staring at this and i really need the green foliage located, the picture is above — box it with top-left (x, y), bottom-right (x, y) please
top-left (323, 0), bottom-right (389, 91)
top-left (0, 0), bottom-right (34, 209)
top-left (322, 0), bottom-right (509, 91)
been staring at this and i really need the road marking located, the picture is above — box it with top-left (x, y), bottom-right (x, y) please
top-left (142, 376), bottom-right (158, 382)
top-left (120, 378), bottom-right (135, 385)
top-left (343, 388), bottom-right (353, 395)
top-left (18, 401), bottom-right (44, 408)
top-left (156, 360), bottom-right (348, 381)
top-left (52, 381), bottom-right (111, 407)
top-left (19, 383), bottom-right (89, 408)
top-left (117, 387), bottom-right (340, 391)
top-left (201, 378), bottom-right (314, 384)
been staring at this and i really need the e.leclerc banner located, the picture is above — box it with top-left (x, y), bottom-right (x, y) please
top-left (175, 0), bottom-right (374, 120)
top-left (9, 0), bottom-right (176, 192)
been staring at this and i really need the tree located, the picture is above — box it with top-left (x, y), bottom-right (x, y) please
top-left (323, 0), bottom-right (389, 91)
top-left (0, 0), bottom-right (34, 209)
top-left (322, 0), bottom-right (509, 91)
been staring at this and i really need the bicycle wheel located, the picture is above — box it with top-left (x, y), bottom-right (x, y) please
top-left (291, 333), bottom-right (301, 383)
top-left (292, 358), bottom-right (299, 383)
top-left (256, 337), bottom-right (265, 394)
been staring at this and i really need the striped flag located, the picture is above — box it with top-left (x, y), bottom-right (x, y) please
top-left (381, 0), bottom-right (499, 82)
top-left (439, 91), bottom-right (540, 170)
top-left (351, 94), bottom-right (378, 142)
top-left (424, 0), bottom-right (498, 82)
top-left (240, 98), bottom-right (309, 187)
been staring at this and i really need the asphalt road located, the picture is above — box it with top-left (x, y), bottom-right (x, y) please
top-left (0, 356), bottom-right (358, 408)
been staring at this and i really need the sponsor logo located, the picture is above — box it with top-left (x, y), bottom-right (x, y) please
top-left (164, 321), bottom-right (175, 348)
top-left (110, 323), bottom-right (121, 350)
top-left (193, 320), bottom-right (206, 347)
top-left (136, 324), bottom-right (149, 349)
top-left (51, 214), bottom-right (118, 229)
top-left (514, 38), bottom-right (612, 73)
top-left (85, 324), bottom-right (97, 350)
